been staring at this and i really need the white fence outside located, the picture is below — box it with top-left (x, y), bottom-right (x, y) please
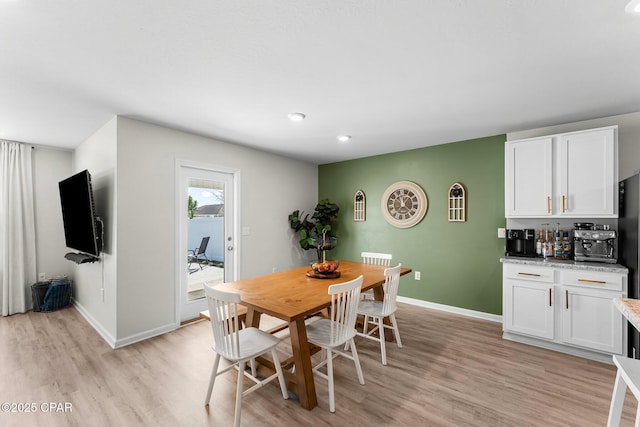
top-left (188, 216), bottom-right (224, 263)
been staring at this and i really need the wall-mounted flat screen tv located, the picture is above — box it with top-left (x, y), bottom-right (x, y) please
top-left (58, 169), bottom-right (102, 257)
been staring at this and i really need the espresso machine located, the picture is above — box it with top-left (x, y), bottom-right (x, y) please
top-left (573, 225), bottom-right (617, 263)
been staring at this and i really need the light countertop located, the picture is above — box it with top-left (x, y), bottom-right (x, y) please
top-left (615, 298), bottom-right (640, 331)
top-left (500, 256), bottom-right (628, 274)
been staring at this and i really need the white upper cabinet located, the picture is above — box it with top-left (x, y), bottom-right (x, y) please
top-left (557, 128), bottom-right (616, 216)
top-left (505, 126), bottom-right (618, 218)
top-left (505, 137), bottom-right (553, 217)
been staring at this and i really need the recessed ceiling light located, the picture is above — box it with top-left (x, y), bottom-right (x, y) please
top-left (337, 135), bottom-right (351, 142)
top-left (626, 0), bottom-right (640, 13)
top-left (287, 112), bottom-right (306, 122)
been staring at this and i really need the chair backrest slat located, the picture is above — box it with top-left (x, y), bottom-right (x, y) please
top-left (381, 264), bottom-right (402, 315)
top-left (205, 284), bottom-right (241, 359)
top-left (361, 252), bottom-right (392, 266)
top-left (328, 275), bottom-right (363, 346)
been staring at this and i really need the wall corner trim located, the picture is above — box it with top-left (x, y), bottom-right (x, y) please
top-left (72, 300), bottom-right (178, 349)
top-left (72, 300), bottom-right (117, 348)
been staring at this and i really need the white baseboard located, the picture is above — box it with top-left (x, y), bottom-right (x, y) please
top-left (396, 296), bottom-right (502, 324)
top-left (72, 300), bottom-right (178, 349)
top-left (114, 322), bottom-right (178, 348)
top-left (74, 294), bottom-right (500, 349)
top-left (72, 300), bottom-right (117, 349)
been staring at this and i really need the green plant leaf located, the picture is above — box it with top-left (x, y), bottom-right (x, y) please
top-left (288, 200), bottom-right (339, 253)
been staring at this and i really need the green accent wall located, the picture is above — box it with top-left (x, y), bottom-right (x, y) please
top-left (319, 135), bottom-right (506, 315)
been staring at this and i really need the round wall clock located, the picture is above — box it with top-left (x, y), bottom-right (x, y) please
top-left (381, 181), bottom-right (428, 228)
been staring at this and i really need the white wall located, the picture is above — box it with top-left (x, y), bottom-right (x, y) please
top-left (72, 117), bottom-right (118, 345)
top-left (70, 116), bottom-right (317, 344)
top-left (507, 111), bottom-right (640, 180)
top-left (32, 147), bottom-right (74, 282)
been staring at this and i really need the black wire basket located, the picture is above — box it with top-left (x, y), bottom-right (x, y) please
top-left (31, 278), bottom-right (72, 312)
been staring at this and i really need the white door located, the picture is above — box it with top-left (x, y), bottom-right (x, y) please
top-left (503, 280), bottom-right (554, 340)
top-left (505, 137), bottom-right (553, 217)
top-left (177, 161), bottom-right (239, 323)
top-left (560, 286), bottom-right (623, 354)
top-left (556, 127), bottom-right (616, 217)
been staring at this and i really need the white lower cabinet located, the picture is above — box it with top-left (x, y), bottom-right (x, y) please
top-left (560, 285), bottom-right (622, 354)
top-left (503, 266), bottom-right (554, 340)
top-left (504, 281), bottom-right (554, 339)
top-left (502, 262), bottom-right (627, 361)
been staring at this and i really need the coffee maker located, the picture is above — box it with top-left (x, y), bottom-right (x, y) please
top-left (573, 227), bottom-right (617, 263)
top-left (505, 229), bottom-right (536, 257)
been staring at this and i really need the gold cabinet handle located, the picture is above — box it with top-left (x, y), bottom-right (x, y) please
top-left (518, 272), bottom-right (541, 277)
top-left (547, 196), bottom-right (551, 213)
top-left (566, 290), bottom-right (569, 309)
top-left (562, 195), bottom-right (566, 213)
top-left (549, 288), bottom-right (552, 307)
top-left (578, 279), bottom-right (607, 284)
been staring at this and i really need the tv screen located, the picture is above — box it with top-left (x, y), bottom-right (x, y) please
top-left (58, 169), bottom-right (101, 257)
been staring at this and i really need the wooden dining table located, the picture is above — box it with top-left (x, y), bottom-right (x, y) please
top-left (216, 260), bottom-right (412, 410)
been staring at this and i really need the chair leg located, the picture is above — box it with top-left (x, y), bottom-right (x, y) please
top-left (234, 361), bottom-right (245, 427)
top-left (271, 348), bottom-right (289, 400)
top-left (327, 348), bottom-right (335, 413)
top-left (348, 338), bottom-right (365, 385)
top-left (205, 354), bottom-right (221, 405)
top-left (608, 368), bottom-right (627, 427)
top-left (250, 358), bottom-right (257, 377)
top-left (363, 315), bottom-right (369, 334)
top-left (390, 313), bottom-right (403, 348)
top-left (378, 316), bottom-right (387, 365)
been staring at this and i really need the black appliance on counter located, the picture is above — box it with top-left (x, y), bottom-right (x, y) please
top-left (505, 229), bottom-right (536, 257)
top-left (619, 174), bottom-right (640, 359)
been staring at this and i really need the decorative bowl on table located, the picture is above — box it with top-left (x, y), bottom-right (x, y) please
top-left (310, 260), bottom-right (340, 275)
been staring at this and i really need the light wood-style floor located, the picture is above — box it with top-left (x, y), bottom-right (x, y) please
top-left (0, 303), bottom-right (636, 426)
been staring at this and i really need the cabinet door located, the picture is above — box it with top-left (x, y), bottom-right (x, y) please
top-left (560, 286), bottom-right (623, 354)
top-left (505, 137), bottom-right (553, 217)
top-left (504, 280), bottom-right (554, 339)
top-left (556, 127), bottom-right (617, 217)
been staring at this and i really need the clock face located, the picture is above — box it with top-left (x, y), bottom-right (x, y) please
top-left (381, 181), bottom-right (427, 228)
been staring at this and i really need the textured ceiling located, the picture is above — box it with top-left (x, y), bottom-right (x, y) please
top-left (1, 0), bottom-right (639, 164)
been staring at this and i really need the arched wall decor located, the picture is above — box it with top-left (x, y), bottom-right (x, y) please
top-left (353, 190), bottom-right (366, 222)
top-left (448, 182), bottom-right (466, 222)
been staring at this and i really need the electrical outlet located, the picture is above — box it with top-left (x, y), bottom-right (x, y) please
top-left (272, 267), bottom-right (277, 273)
top-left (498, 228), bottom-right (506, 238)
top-left (415, 271), bottom-right (421, 280)
top-left (38, 272), bottom-right (46, 281)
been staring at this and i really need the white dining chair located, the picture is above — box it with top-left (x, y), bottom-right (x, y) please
top-left (356, 264), bottom-right (403, 365)
top-left (360, 251), bottom-right (392, 300)
top-left (203, 284), bottom-right (289, 427)
top-left (608, 354), bottom-right (640, 427)
top-left (306, 275), bottom-right (365, 413)
top-left (361, 251), bottom-right (393, 266)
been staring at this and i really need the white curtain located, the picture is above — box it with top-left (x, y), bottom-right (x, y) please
top-left (0, 141), bottom-right (36, 316)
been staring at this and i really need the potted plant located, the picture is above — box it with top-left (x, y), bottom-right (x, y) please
top-left (288, 199), bottom-right (339, 262)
